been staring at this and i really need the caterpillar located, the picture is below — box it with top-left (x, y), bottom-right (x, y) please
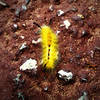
top-left (33, 22), bottom-right (58, 70)
top-left (40, 25), bottom-right (58, 69)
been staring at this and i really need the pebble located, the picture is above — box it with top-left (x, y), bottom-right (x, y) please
top-left (22, 5), bottom-right (27, 11)
top-left (22, 23), bottom-right (26, 27)
top-left (58, 70), bottom-right (73, 82)
top-left (88, 6), bottom-right (97, 13)
top-left (18, 92), bottom-right (24, 100)
top-left (56, 30), bottom-right (60, 35)
top-left (81, 30), bottom-right (88, 37)
top-left (20, 58), bottom-right (38, 72)
top-left (49, 5), bottom-right (54, 11)
top-left (63, 20), bottom-right (71, 29)
top-left (32, 38), bottom-right (41, 44)
top-left (13, 24), bottom-right (18, 32)
top-left (20, 35), bottom-right (25, 39)
top-left (70, 7), bottom-right (78, 12)
top-left (79, 71), bottom-right (88, 83)
top-left (19, 42), bottom-right (27, 51)
top-left (57, 10), bottom-right (64, 16)
top-left (0, 1), bottom-right (9, 7)
top-left (78, 92), bottom-right (89, 100)
top-left (77, 14), bottom-right (84, 19)
top-left (41, 81), bottom-right (50, 92)
top-left (44, 87), bottom-right (48, 91)
top-left (13, 24), bottom-right (18, 29)
top-left (72, 14), bottom-right (84, 21)
top-left (90, 50), bottom-right (94, 58)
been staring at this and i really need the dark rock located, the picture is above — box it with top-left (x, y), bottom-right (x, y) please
top-left (54, 0), bottom-right (60, 4)
top-left (72, 14), bottom-right (84, 21)
top-left (0, 29), bottom-right (3, 35)
top-left (69, 27), bottom-right (78, 38)
top-left (70, 7), bottom-right (78, 12)
top-left (81, 30), bottom-right (89, 38)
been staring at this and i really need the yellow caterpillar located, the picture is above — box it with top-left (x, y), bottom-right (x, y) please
top-left (40, 25), bottom-right (58, 69)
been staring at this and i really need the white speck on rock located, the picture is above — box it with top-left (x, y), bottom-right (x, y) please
top-left (56, 30), bottom-right (60, 35)
top-left (32, 38), bottom-right (41, 44)
top-left (78, 92), bottom-right (88, 100)
top-left (19, 42), bottom-right (27, 50)
top-left (13, 24), bottom-right (18, 29)
top-left (20, 35), bottom-right (25, 39)
top-left (58, 70), bottom-right (73, 81)
top-left (63, 20), bottom-right (71, 29)
top-left (49, 5), bottom-right (54, 11)
top-left (57, 10), bottom-right (64, 16)
top-left (22, 4), bottom-right (27, 11)
top-left (20, 58), bottom-right (38, 71)
top-left (44, 87), bottom-right (48, 91)
top-left (90, 50), bottom-right (94, 58)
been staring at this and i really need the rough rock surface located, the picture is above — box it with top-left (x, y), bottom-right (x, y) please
top-left (0, 0), bottom-right (100, 100)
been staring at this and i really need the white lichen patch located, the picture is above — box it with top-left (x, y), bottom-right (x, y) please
top-left (57, 10), bottom-right (64, 16)
top-left (19, 42), bottom-right (27, 50)
top-left (32, 38), bottom-right (41, 44)
top-left (20, 58), bottom-right (38, 71)
top-left (58, 70), bottom-right (73, 81)
top-left (63, 20), bottom-right (71, 29)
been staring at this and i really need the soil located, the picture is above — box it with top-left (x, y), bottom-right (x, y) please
top-left (0, 0), bottom-right (100, 100)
